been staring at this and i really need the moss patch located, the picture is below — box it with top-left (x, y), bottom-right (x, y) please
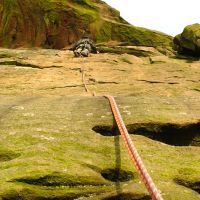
top-left (103, 193), bottom-right (151, 200)
top-left (0, 147), bottom-right (20, 162)
top-left (12, 172), bottom-right (107, 187)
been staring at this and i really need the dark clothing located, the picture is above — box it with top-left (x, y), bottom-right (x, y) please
top-left (72, 38), bottom-right (97, 57)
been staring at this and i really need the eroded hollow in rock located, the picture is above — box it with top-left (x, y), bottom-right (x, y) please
top-left (2, 189), bottom-right (87, 200)
top-left (92, 122), bottom-right (200, 146)
top-left (101, 168), bottom-right (134, 182)
top-left (92, 125), bottom-right (118, 136)
top-left (127, 122), bottom-right (200, 146)
top-left (103, 193), bottom-right (151, 200)
top-left (175, 179), bottom-right (200, 194)
top-left (11, 172), bottom-right (105, 187)
top-left (0, 150), bottom-right (21, 162)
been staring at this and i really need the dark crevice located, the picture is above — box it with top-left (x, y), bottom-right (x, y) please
top-left (88, 78), bottom-right (119, 85)
top-left (97, 81), bottom-right (119, 84)
top-left (167, 82), bottom-right (179, 85)
top-left (169, 76), bottom-right (184, 79)
top-left (12, 34), bottom-right (17, 42)
top-left (92, 125), bottom-right (119, 136)
top-left (92, 122), bottom-right (200, 146)
top-left (177, 48), bottom-right (200, 58)
top-left (103, 193), bottom-right (151, 200)
top-left (0, 60), bottom-right (62, 69)
top-left (43, 84), bottom-right (84, 90)
top-left (0, 151), bottom-right (21, 162)
top-left (0, 61), bottom-right (43, 69)
top-left (2, 189), bottom-right (93, 200)
top-left (10, 172), bottom-right (106, 187)
top-left (101, 168), bottom-right (134, 182)
top-left (136, 79), bottom-right (179, 85)
top-left (127, 122), bottom-right (200, 146)
top-left (192, 88), bottom-right (200, 92)
top-left (137, 79), bottom-right (164, 84)
top-left (174, 178), bottom-right (200, 194)
top-left (113, 69), bottom-right (127, 72)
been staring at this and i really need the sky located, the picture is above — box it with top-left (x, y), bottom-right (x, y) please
top-left (102, 0), bottom-right (200, 36)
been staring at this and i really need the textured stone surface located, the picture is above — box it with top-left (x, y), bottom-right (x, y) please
top-left (0, 48), bottom-right (199, 199)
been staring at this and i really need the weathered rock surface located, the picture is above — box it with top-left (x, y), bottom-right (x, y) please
top-left (0, 0), bottom-right (172, 50)
top-left (0, 48), bottom-right (200, 199)
top-left (174, 23), bottom-right (200, 57)
top-left (97, 44), bottom-right (165, 57)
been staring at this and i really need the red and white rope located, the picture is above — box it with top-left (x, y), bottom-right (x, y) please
top-left (105, 95), bottom-right (163, 200)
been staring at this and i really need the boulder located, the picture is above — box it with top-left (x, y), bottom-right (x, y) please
top-left (174, 23), bottom-right (200, 57)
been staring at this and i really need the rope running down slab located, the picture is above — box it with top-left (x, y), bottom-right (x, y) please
top-left (104, 95), bottom-right (164, 200)
top-left (79, 60), bottom-right (163, 199)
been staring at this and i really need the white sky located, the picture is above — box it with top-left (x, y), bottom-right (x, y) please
top-left (102, 0), bottom-right (200, 36)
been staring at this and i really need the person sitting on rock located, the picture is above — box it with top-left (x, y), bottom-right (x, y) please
top-left (72, 35), bottom-right (98, 57)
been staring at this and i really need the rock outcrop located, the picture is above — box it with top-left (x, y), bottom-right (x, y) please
top-left (0, 0), bottom-right (172, 49)
top-left (0, 48), bottom-right (200, 199)
top-left (174, 23), bottom-right (200, 57)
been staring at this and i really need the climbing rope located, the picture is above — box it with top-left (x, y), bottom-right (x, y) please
top-left (81, 58), bottom-right (96, 96)
top-left (81, 66), bottom-right (90, 93)
top-left (79, 59), bottom-right (163, 199)
top-left (104, 95), bottom-right (163, 200)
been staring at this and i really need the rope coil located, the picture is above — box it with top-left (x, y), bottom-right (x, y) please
top-left (105, 95), bottom-right (164, 200)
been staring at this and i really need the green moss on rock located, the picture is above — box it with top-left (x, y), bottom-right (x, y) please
top-left (13, 172), bottom-right (108, 187)
top-left (0, 146), bottom-right (20, 162)
top-left (0, 0), bottom-right (172, 50)
top-left (173, 23), bottom-right (200, 57)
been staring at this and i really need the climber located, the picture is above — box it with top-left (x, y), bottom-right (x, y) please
top-left (72, 35), bottom-right (98, 57)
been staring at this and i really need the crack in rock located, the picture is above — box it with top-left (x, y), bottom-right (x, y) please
top-left (137, 79), bottom-right (179, 84)
top-left (97, 81), bottom-right (119, 84)
top-left (103, 193), bottom-right (151, 200)
top-left (174, 178), bottom-right (200, 194)
top-left (137, 79), bottom-right (165, 84)
top-left (0, 60), bottom-right (62, 69)
top-left (41, 85), bottom-right (84, 90)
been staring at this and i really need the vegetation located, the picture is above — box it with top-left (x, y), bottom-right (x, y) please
top-left (174, 23), bottom-right (200, 57)
top-left (0, 0), bottom-right (173, 50)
